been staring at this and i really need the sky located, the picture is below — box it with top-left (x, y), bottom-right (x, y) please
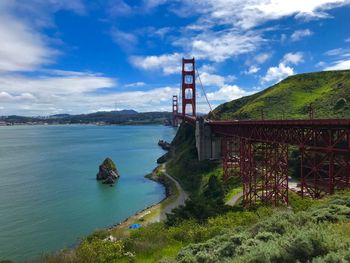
top-left (0, 0), bottom-right (350, 116)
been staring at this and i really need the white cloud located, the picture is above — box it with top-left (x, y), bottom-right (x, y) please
top-left (255, 53), bottom-right (272, 64)
top-left (225, 75), bottom-right (237, 82)
top-left (198, 72), bottom-right (226, 87)
top-left (198, 64), bottom-right (217, 74)
top-left (291, 29), bottom-right (313, 41)
top-left (345, 37), bottom-right (350, 43)
top-left (324, 59), bottom-right (350, 70)
top-left (245, 65), bottom-right (261, 75)
top-left (154, 27), bottom-right (173, 39)
top-left (262, 63), bottom-right (295, 83)
top-left (0, 72), bottom-right (116, 96)
top-left (0, 0), bottom-right (88, 73)
top-left (0, 15), bottom-right (56, 72)
top-left (111, 28), bottom-right (138, 52)
top-left (129, 53), bottom-right (182, 75)
top-left (108, 0), bottom-right (133, 16)
top-left (171, 0), bottom-right (350, 29)
top-left (186, 30), bottom-right (263, 62)
top-left (282, 52), bottom-right (304, 65)
top-left (261, 51), bottom-right (304, 83)
top-left (142, 0), bottom-right (168, 10)
top-left (0, 70), bottom-right (182, 115)
top-left (128, 0), bottom-right (349, 79)
top-left (207, 85), bottom-right (249, 101)
top-left (324, 48), bottom-right (350, 56)
top-left (0, 91), bottom-right (36, 102)
top-left (124, 82), bottom-right (146, 88)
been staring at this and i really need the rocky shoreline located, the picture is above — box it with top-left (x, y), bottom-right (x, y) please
top-left (108, 165), bottom-right (172, 230)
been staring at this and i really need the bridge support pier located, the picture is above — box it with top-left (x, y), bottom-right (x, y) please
top-left (240, 140), bottom-right (289, 207)
top-left (195, 118), bottom-right (221, 160)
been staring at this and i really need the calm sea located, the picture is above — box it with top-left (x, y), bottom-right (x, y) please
top-left (0, 125), bottom-right (176, 262)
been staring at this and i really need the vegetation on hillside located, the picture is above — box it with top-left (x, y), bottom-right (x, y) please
top-left (165, 123), bottom-right (241, 226)
top-left (173, 194), bottom-right (350, 263)
top-left (211, 70), bottom-right (350, 120)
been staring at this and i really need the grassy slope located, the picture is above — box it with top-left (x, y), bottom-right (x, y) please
top-left (212, 70), bottom-right (350, 120)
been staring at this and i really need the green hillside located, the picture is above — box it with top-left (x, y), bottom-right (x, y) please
top-left (212, 70), bottom-right (350, 120)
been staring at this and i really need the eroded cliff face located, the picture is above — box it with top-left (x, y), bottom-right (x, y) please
top-left (96, 158), bottom-right (120, 184)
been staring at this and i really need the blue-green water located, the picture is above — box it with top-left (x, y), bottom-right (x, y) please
top-left (0, 125), bottom-right (176, 262)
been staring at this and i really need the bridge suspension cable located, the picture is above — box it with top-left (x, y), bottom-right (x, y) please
top-left (195, 67), bottom-right (216, 118)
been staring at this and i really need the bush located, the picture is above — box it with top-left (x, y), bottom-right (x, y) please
top-left (76, 239), bottom-right (124, 263)
top-left (334, 98), bottom-right (347, 110)
top-left (165, 175), bottom-right (229, 226)
top-left (85, 229), bottom-right (110, 242)
top-left (175, 196), bottom-right (350, 263)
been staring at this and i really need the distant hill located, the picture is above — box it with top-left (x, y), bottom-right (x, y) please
top-left (1, 110), bottom-right (171, 125)
top-left (211, 70), bottom-right (350, 120)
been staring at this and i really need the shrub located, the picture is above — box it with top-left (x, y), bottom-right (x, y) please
top-left (334, 98), bottom-right (347, 110)
top-left (76, 240), bottom-right (124, 263)
top-left (175, 196), bottom-right (350, 263)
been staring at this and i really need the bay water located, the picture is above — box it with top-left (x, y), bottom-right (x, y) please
top-left (0, 125), bottom-right (176, 262)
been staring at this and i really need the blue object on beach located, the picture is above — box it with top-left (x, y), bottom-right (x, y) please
top-left (129, 223), bottom-right (141, 229)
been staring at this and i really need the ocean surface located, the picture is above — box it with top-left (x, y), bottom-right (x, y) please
top-left (0, 125), bottom-right (176, 262)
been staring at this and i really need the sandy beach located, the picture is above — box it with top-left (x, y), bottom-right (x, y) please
top-left (108, 164), bottom-right (188, 238)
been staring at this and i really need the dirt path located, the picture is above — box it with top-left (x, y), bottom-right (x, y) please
top-left (158, 169), bottom-right (189, 220)
top-left (110, 165), bottom-right (188, 235)
top-left (226, 192), bottom-right (243, 206)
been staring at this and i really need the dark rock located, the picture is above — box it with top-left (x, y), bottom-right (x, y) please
top-left (158, 140), bottom-right (171, 150)
top-left (157, 152), bottom-right (169, 164)
top-left (96, 157), bottom-right (120, 184)
top-left (103, 176), bottom-right (116, 185)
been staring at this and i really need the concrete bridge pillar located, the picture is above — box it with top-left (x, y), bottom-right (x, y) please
top-left (195, 118), bottom-right (221, 160)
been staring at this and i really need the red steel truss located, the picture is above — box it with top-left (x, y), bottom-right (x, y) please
top-left (211, 120), bottom-right (350, 205)
top-left (222, 136), bottom-right (241, 181)
top-left (172, 95), bottom-right (178, 127)
top-left (240, 139), bottom-right (288, 206)
top-left (181, 58), bottom-right (196, 118)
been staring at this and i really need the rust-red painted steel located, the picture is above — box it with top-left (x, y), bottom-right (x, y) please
top-left (209, 118), bottom-right (350, 204)
top-left (174, 113), bottom-right (196, 125)
top-left (182, 58), bottom-right (196, 117)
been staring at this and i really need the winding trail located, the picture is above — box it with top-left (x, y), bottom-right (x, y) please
top-left (158, 168), bottom-right (189, 220)
top-left (226, 192), bottom-right (243, 206)
top-left (112, 164), bottom-right (189, 232)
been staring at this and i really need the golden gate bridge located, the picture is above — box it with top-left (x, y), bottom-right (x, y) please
top-left (172, 58), bottom-right (350, 207)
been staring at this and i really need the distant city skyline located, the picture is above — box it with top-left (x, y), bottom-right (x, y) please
top-left (0, 0), bottom-right (349, 116)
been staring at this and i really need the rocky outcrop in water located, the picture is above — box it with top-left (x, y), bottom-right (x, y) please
top-left (96, 158), bottom-right (120, 184)
top-left (157, 140), bottom-right (171, 164)
top-left (158, 140), bottom-right (171, 150)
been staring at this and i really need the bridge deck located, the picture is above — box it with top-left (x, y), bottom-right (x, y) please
top-left (208, 118), bottom-right (350, 127)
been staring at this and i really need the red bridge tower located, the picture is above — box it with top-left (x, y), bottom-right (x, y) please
top-left (182, 58), bottom-right (196, 118)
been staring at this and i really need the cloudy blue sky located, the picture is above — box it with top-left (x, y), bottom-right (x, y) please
top-left (0, 0), bottom-right (349, 116)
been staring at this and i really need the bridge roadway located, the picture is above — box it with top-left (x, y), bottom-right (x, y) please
top-left (177, 113), bottom-right (350, 207)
